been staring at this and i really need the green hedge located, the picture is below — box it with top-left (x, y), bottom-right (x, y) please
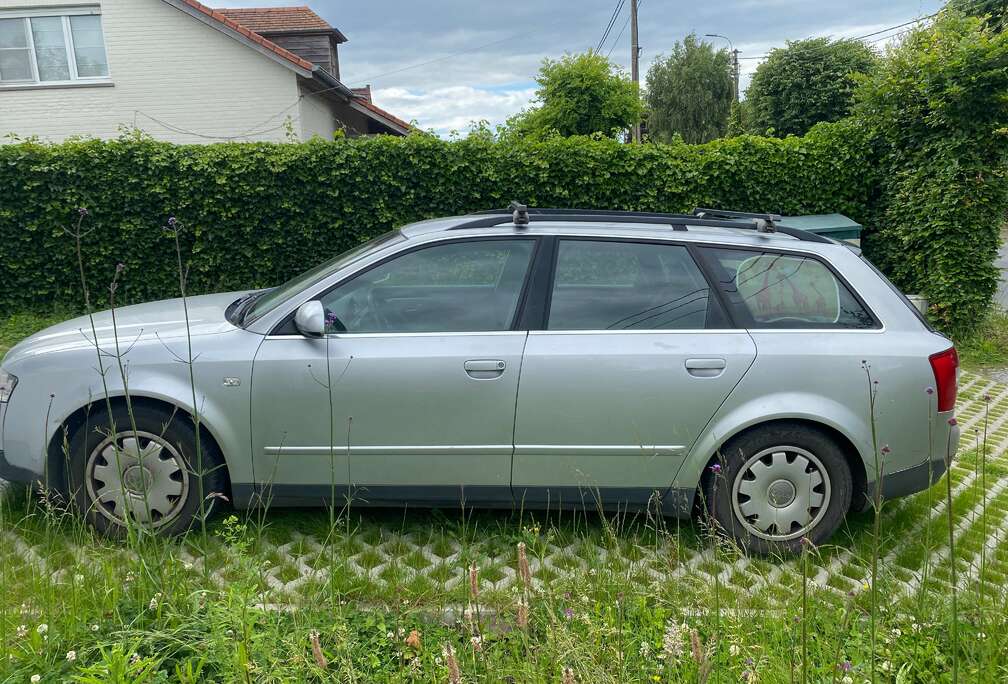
top-left (0, 124), bottom-right (873, 313)
top-left (853, 11), bottom-right (1008, 336)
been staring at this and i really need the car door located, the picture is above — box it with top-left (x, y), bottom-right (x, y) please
top-left (318, 236), bottom-right (538, 506)
top-left (512, 237), bottom-right (757, 509)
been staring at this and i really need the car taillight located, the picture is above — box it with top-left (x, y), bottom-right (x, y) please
top-left (929, 347), bottom-right (958, 413)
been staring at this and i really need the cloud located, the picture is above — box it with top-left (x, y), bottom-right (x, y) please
top-left (211, 0), bottom-right (945, 135)
top-left (372, 85), bottom-right (537, 136)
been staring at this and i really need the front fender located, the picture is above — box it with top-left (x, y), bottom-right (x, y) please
top-left (3, 328), bottom-right (260, 488)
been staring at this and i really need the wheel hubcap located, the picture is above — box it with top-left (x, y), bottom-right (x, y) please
top-left (731, 446), bottom-right (831, 541)
top-left (85, 431), bottom-right (189, 529)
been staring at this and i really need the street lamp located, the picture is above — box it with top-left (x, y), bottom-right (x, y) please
top-left (705, 33), bottom-right (739, 103)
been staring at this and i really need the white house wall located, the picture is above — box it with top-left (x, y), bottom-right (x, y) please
top-left (0, 0), bottom-right (304, 143)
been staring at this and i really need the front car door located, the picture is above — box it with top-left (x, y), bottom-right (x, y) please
top-left (318, 236), bottom-right (539, 507)
top-left (512, 237), bottom-right (757, 513)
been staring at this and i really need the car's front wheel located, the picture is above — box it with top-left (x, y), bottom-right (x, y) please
top-left (705, 423), bottom-right (853, 555)
top-left (67, 404), bottom-right (226, 536)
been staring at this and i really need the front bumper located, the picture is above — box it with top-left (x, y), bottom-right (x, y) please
top-left (0, 401), bottom-right (43, 484)
top-left (0, 449), bottom-right (42, 484)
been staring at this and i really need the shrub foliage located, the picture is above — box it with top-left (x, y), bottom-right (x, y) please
top-left (854, 10), bottom-right (1008, 334)
top-left (0, 127), bottom-right (872, 314)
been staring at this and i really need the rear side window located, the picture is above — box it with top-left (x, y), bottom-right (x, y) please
top-left (547, 240), bottom-right (725, 330)
top-left (699, 247), bottom-right (877, 329)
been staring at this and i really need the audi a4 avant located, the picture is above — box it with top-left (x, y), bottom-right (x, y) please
top-left (0, 206), bottom-right (960, 553)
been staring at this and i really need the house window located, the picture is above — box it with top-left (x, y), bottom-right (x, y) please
top-left (0, 9), bottom-right (108, 85)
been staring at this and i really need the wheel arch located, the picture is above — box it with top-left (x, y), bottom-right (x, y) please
top-left (46, 394), bottom-right (233, 501)
top-left (685, 417), bottom-right (869, 516)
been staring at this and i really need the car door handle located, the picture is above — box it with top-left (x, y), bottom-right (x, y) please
top-left (464, 359), bottom-right (506, 379)
top-left (685, 358), bottom-right (726, 377)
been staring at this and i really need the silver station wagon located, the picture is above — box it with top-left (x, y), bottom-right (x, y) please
top-left (0, 206), bottom-right (960, 553)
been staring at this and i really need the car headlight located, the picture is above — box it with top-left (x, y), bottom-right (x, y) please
top-left (0, 370), bottom-right (17, 403)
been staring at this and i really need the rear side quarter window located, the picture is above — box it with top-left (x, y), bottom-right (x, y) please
top-left (698, 247), bottom-right (879, 329)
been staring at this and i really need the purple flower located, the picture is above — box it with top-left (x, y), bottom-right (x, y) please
top-left (115, 262), bottom-right (125, 274)
top-left (840, 660), bottom-right (852, 672)
top-left (167, 216), bottom-right (177, 228)
top-left (564, 607), bottom-right (573, 620)
top-left (710, 463), bottom-right (723, 474)
top-left (948, 418), bottom-right (958, 426)
top-left (77, 207), bottom-right (88, 217)
top-left (745, 657), bottom-right (754, 667)
top-left (880, 445), bottom-right (891, 456)
top-left (983, 393), bottom-right (991, 402)
top-left (926, 386), bottom-right (934, 395)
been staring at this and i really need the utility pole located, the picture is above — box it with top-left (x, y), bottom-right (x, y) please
top-left (705, 34), bottom-right (738, 103)
top-left (630, 0), bottom-right (640, 143)
top-left (731, 48), bottom-right (740, 103)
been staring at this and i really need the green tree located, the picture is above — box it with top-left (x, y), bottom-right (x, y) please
top-left (948, 0), bottom-right (1006, 31)
top-left (746, 37), bottom-right (877, 137)
top-left (854, 8), bottom-right (1008, 333)
top-left (500, 52), bottom-right (642, 140)
top-left (644, 34), bottom-right (734, 144)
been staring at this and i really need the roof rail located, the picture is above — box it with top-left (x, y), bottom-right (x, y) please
top-left (457, 207), bottom-right (832, 244)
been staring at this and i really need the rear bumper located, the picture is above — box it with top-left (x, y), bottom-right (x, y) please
top-left (878, 455), bottom-right (949, 500)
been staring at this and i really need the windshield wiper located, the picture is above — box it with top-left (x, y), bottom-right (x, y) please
top-left (236, 289), bottom-right (273, 327)
top-left (225, 291), bottom-right (264, 327)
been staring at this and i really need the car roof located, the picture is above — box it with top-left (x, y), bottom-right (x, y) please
top-left (399, 215), bottom-right (838, 253)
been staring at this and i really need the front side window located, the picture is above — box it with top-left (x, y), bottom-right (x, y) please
top-left (0, 11), bottom-right (108, 85)
top-left (547, 239), bottom-right (720, 330)
top-left (321, 239), bottom-right (535, 334)
top-left (700, 247), bottom-right (876, 328)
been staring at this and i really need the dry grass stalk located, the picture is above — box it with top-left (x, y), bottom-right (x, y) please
top-left (443, 643), bottom-right (461, 684)
top-left (309, 630), bottom-right (327, 670)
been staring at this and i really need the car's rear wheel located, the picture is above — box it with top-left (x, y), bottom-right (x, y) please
top-left (67, 404), bottom-right (226, 537)
top-left (705, 423), bottom-right (852, 555)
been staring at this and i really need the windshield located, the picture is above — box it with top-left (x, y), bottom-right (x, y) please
top-left (243, 230), bottom-right (405, 325)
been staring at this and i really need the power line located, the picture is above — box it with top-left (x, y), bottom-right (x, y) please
top-left (605, 0), bottom-right (644, 58)
top-left (596, 0), bottom-right (626, 53)
top-left (737, 0), bottom-right (998, 62)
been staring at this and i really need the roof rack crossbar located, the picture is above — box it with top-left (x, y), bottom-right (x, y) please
top-left (459, 207), bottom-right (832, 244)
top-left (692, 207), bottom-right (783, 222)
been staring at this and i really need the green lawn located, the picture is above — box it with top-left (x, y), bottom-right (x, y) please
top-left (2, 311), bottom-right (1008, 682)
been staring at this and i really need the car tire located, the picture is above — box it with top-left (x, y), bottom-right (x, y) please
top-left (704, 422), bottom-right (853, 556)
top-left (66, 403), bottom-right (227, 537)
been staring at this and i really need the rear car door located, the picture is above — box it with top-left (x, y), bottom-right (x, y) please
top-left (512, 237), bottom-right (757, 509)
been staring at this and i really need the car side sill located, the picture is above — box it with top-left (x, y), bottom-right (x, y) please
top-left (232, 484), bottom-right (696, 518)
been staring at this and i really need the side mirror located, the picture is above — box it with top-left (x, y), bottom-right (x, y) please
top-left (294, 300), bottom-right (325, 337)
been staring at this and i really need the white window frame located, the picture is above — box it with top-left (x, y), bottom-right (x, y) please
top-left (0, 7), bottom-right (110, 88)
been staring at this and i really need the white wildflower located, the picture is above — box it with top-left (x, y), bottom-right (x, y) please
top-left (639, 641), bottom-right (650, 657)
top-left (841, 677), bottom-right (853, 684)
top-left (729, 644), bottom-right (741, 657)
top-left (16, 625), bottom-right (27, 639)
top-left (36, 623), bottom-right (47, 635)
top-left (90, 624), bottom-right (99, 632)
top-left (66, 650), bottom-right (76, 662)
top-left (662, 621), bottom-right (685, 661)
top-left (30, 675), bottom-right (40, 684)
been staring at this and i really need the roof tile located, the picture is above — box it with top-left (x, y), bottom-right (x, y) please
top-left (214, 6), bottom-right (333, 33)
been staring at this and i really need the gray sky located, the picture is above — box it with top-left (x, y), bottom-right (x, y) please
top-left (214, 0), bottom-right (944, 136)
